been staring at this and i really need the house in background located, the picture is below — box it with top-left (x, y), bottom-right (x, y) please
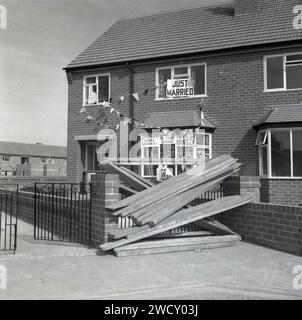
top-left (64, 0), bottom-right (302, 206)
top-left (0, 141), bottom-right (67, 177)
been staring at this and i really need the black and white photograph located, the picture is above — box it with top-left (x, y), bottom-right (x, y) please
top-left (0, 0), bottom-right (302, 302)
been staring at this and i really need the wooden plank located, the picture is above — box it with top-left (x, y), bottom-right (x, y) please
top-left (100, 194), bottom-right (254, 251)
top-left (150, 231), bottom-right (213, 239)
top-left (127, 168), bottom-right (231, 222)
top-left (120, 166), bottom-right (154, 187)
top-left (102, 161), bottom-right (150, 192)
top-left (114, 241), bottom-right (239, 257)
top-left (113, 159), bottom-right (239, 219)
top-left (109, 155), bottom-right (233, 210)
top-left (113, 235), bottom-right (241, 257)
top-left (108, 225), bottom-right (149, 240)
top-left (112, 156), bottom-right (236, 213)
top-left (194, 219), bottom-right (238, 236)
top-left (120, 184), bottom-right (138, 196)
top-left (114, 234), bottom-right (240, 250)
top-left (137, 166), bottom-right (240, 226)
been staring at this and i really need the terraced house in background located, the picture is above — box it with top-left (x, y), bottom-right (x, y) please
top-left (0, 141), bottom-right (67, 177)
top-left (65, 0), bottom-right (302, 207)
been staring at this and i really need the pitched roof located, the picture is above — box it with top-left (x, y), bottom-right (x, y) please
top-left (66, 0), bottom-right (302, 69)
top-left (254, 104), bottom-right (302, 127)
top-left (143, 110), bottom-right (215, 129)
top-left (0, 141), bottom-right (67, 158)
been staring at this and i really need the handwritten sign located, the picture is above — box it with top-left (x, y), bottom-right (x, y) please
top-left (166, 79), bottom-right (194, 98)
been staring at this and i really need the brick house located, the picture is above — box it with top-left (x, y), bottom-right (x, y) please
top-left (0, 141), bottom-right (67, 177)
top-left (64, 0), bottom-right (302, 206)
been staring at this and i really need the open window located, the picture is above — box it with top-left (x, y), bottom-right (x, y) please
top-left (257, 128), bottom-right (302, 178)
top-left (21, 157), bottom-right (30, 165)
top-left (265, 53), bottom-right (302, 91)
top-left (256, 131), bottom-right (269, 177)
top-left (83, 74), bottom-right (110, 106)
top-left (156, 64), bottom-right (206, 99)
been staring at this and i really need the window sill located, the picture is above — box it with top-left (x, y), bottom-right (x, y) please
top-left (155, 95), bottom-right (208, 102)
top-left (263, 88), bottom-right (302, 93)
top-left (260, 176), bottom-right (302, 180)
top-left (82, 103), bottom-right (106, 107)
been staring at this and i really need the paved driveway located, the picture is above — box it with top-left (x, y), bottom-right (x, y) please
top-left (0, 219), bottom-right (301, 300)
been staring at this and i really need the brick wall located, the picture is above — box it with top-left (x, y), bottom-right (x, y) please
top-left (222, 203), bottom-right (302, 256)
top-left (90, 174), bottom-right (120, 246)
top-left (67, 45), bottom-right (302, 188)
top-left (261, 179), bottom-right (302, 207)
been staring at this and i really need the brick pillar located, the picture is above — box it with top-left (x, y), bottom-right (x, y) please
top-left (223, 176), bottom-right (261, 203)
top-left (90, 173), bottom-right (120, 247)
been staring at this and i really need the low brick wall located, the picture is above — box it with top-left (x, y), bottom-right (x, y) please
top-left (222, 202), bottom-right (302, 256)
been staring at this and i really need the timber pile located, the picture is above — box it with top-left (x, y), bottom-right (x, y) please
top-left (102, 161), bottom-right (154, 192)
top-left (100, 155), bottom-right (256, 257)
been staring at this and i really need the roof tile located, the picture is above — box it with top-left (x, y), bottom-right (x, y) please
top-left (66, 0), bottom-right (302, 69)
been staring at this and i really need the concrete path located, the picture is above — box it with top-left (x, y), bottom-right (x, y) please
top-left (0, 218), bottom-right (301, 300)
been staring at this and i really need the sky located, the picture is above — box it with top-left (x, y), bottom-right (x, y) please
top-left (0, 0), bottom-right (227, 147)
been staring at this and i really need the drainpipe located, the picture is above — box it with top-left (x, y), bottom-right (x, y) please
top-left (127, 63), bottom-right (134, 169)
top-left (127, 63), bottom-right (134, 120)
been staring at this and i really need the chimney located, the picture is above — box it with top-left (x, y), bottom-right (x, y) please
top-left (234, 0), bottom-right (262, 15)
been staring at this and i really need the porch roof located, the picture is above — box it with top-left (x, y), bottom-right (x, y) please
top-left (254, 105), bottom-right (302, 128)
top-left (143, 110), bottom-right (216, 129)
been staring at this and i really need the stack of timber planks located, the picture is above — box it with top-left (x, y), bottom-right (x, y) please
top-left (102, 161), bottom-right (154, 192)
top-left (100, 156), bottom-right (256, 257)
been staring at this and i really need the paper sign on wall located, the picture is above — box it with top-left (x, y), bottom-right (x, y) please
top-left (166, 79), bottom-right (194, 98)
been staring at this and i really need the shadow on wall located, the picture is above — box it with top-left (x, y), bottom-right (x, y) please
top-left (232, 128), bottom-right (258, 176)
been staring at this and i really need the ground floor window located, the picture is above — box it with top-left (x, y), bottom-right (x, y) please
top-left (21, 157), bottom-right (30, 165)
top-left (256, 128), bottom-right (302, 178)
top-left (141, 129), bottom-right (212, 178)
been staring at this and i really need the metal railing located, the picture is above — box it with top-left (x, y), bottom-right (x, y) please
top-left (0, 185), bottom-right (18, 254)
top-left (34, 183), bottom-right (92, 247)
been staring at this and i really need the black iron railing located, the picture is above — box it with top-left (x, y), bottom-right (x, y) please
top-left (0, 185), bottom-right (18, 254)
top-left (34, 183), bottom-right (92, 247)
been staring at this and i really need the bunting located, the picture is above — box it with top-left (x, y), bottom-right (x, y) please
top-left (79, 82), bottom-right (167, 130)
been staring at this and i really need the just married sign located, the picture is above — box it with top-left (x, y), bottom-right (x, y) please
top-left (166, 79), bottom-right (195, 98)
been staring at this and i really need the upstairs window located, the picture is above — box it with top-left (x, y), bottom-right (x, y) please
top-left (21, 157), bottom-right (30, 165)
top-left (265, 54), bottom-right (302, 91)
top-left (83, 74), bottom-right (110, 106)
top-left (2, 155), bottom-right (12, 162)
top-left (156, 64), bottom-right (206, 99)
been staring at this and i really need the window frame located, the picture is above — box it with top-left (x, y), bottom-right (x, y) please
top-left (83, 73), bottom-right (111, 106)
top-left (258, 128), bottom-right (302, 179)
top-left (141, 129), bottom-right (212, 178)
top-left (264, 53), bottom-right (302, 92)
top-left (41, 157), bottom-right (48, 164)
top-left (155, 63), bottom-right (207, 100)
top-left (2, 155), bottom-right (12, 162)
top-left (21, 157), bottom-right (30, 165)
